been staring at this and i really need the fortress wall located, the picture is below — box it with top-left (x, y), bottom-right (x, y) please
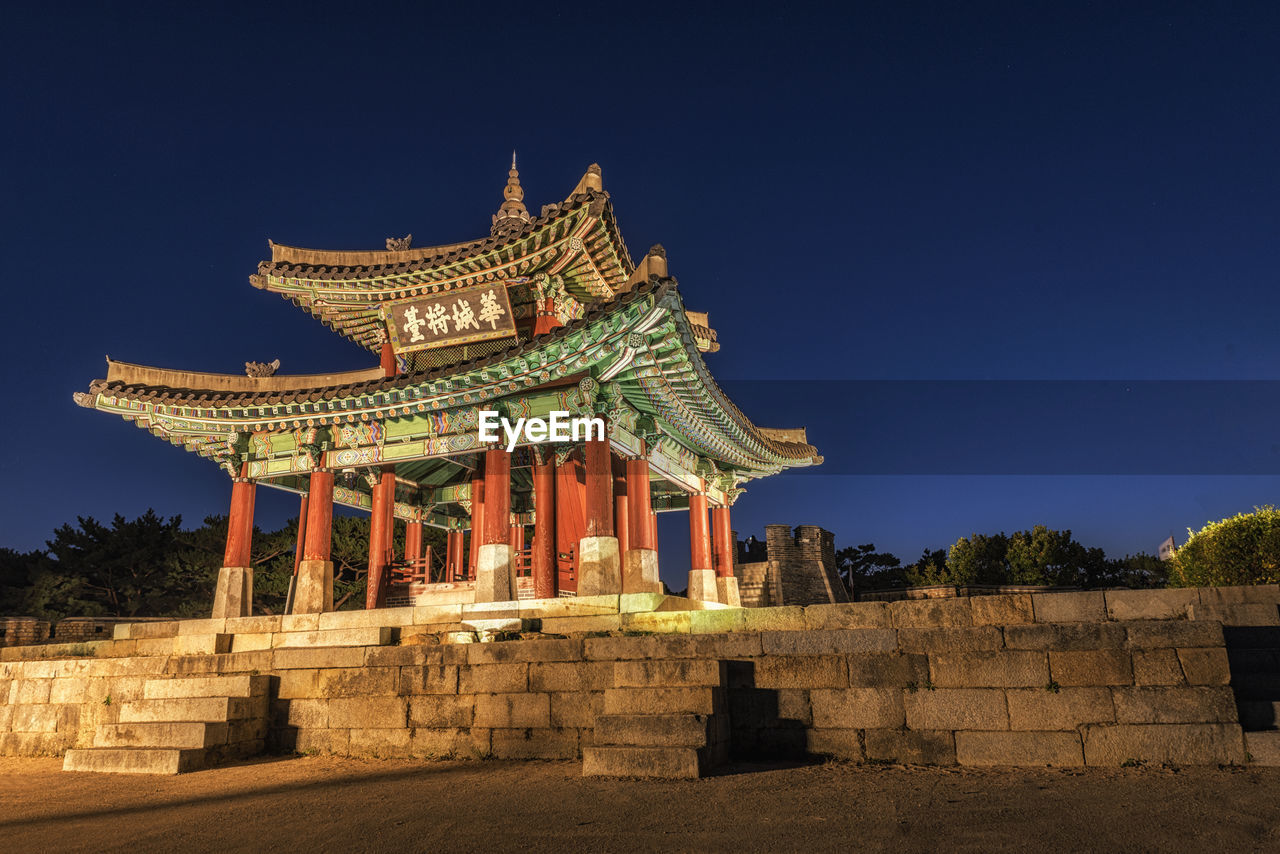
top-left (1, 585), bottom-right (1277, 767)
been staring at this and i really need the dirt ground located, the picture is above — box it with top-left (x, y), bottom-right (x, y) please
top-left (1, 756), bottom-right (1278, 853)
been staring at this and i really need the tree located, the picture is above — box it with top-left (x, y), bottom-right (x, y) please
top-left (836, 543), bottom-right (904, 590)
top-left (1170, 506), bottom-right (1280, 587)
top-left (943, 533), bottom-right (1009, 585)
top-left (1005, 525), bottom-right (1109, 587)
top-left (904, 548), bottom-right (949, 586)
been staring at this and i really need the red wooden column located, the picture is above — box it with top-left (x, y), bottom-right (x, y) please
top-left (687, 490), bottom-right (717, 602)
top-left (405, 520), bottom-right (423, 564)
top-left (584, 433), bottom-right (614, 538)
top-left (380, 339), bottom-right (397, 377)
top-left (712, 504), bottom-right (741, 607)
top-left (292, 492), bottom-right (309, 576)
top-left (223, 471), bottom-right (256, 569)
top-left (578, 426), bottom-right (620, 595)
top-left (303, 470), bottom-right (335, 562)
top-left (614, 463), bottom-right (629, 560)
top-left (531, 452), bottom-right (557, 599)
top-left (476, 447), bottom-right (513, 601)
top-left (468, 467), bottom-right (485, 580)
top-left (446, 529), bottom-right (464, 582)
top-left (366, 467), bottom-right (396, 609)
top-left (623, 452), bottom-right (662, 594)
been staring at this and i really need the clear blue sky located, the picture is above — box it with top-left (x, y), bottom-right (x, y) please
top-left (2, 2), bottom-right (1278, 586)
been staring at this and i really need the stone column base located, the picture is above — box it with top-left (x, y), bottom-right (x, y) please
top-left (475, 543), bottom-right (514, 603)
top-left (292, 559), bottom-right (334, 614)
top-left (578, 536), bottom-right (621, 596)
top-left (623, 548), bottom-right (663, 594)
top-left (211, 566), bottom-right (253, 618)
top-left (716, 575), bottom-right (742, 608)
top-left (687, 568), bottom-right (719, 603)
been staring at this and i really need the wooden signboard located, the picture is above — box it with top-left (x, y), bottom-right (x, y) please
top-left (384, 283), bottom-right (517, 355)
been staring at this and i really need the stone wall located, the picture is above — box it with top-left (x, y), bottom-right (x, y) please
top-left (734, 525), bottom-right (849, 607)
top-left (2, 586), bottom-right (1275, 766)
top-left (1, 618), bottom-right (50, 648)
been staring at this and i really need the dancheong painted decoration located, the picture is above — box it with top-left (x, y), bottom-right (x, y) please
top-left (76, 158), bottom-right (822, 617)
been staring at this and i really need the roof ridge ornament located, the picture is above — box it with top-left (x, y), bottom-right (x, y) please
top-left (491, 152), bottom-right (531, 236)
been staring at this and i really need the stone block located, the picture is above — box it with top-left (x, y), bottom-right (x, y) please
top-left (595, 712), bottom-right (719, 747)
top-left (518, 596), bottom-right (619, 618)
top-left (550, 691), bottom-right (603, 727)
top-left (398, 665), bottom-right (459, 695)
top-left (1125, 620), bottom-right (1223, 649)
top-left (753, 655), bottom-right (849, 689)
top-left (279, 699), bottom-right (329, 729)
top-left (409, 727), bottom-right (486, 759)
top-left (905, 688), bottom-right (1008, 730)
top-left (410, 605), bottom-right (465, 626)
top-left (956, 731), bottom-right (1084, 767)
top-left (128, 621), bottom-right (182, 639)
top-left (1082, 723), bottom-right (1247, 765)
top-left (177, 619), bottom-right (227, 636)
top-left (271, 627), bottom-right (393, 649)
top-left (582, 635), bottom-right (655, 661)
top-left (602, 687), bottom-right (722, 715)
top-left (95, 721), bottom-right (228, 750)
top-left (930, 651), bottom-right (1049, 688)
top-left (315, 667), bottom-right (398, 698)
top-left (466, 638), bottom-right (584, 665)
top-left (318, 607), bottom-right (417, 630)
top-left (272, 646), bottom-right (367, 671)
top-left (810, 688), bottom-right (904, 728)
top-left (1111, 687), bottom-right (1238, 724)
top-left (143, 674), bottom-right (268, 700)
top-left (64, 746), bottom-right (204, 774)
top-left (970, 595), bottom-right (1035, 626)
top-left (582, 745), bottom-right (708, 778)
top-left (1005, 687), bottom-right (1115, 730)
top-left (651, 632), bottom-right (764, 659)
top-left (1133, 649), bottom-right (1186, 686)
top-left (348, 727), bottom-right (411, 757)
top-left (294, 728), bottom-right (350, 755)
top-left (460, 663), bottom-right (528, 694)
top-left (166, 650), bottom-right (274, 677)
top-left (890, 598), bottom-right (973, 629)
top-left (1189, 603), bottom-right (1280, 626)
top-left (490, 727), bottom-right (580, 760)
top-left (687, 609), bottom-right (748, 635)
top-left (1003, 623), bottom-right (1127, 651)
top-left (804, 729), bottom-right (863, 760)
top-left (847, 653), bottom-right (930, 688)
top-left (327, 697), bottom-right (407, 729)
top-left (364, 645), bottom-right (442, 668)
top-left (134, 638), bottom-right (178, 657)
top-left (12, 704), bottom-right (59, 733)
top-left (276, 669), bottom-right (320, 700)
top-left (864, 729), bottom-right (956, 765)
top-left (230, 633), bottom-right (274, 653)
top-left (622, 548), bottom-right (663, 596)
top-left (540, 615), bottom-right (626, 635)
top-left (1105, 589), bottom-right (1199, 621)
top-left (613, 659), bottom-right (724, 688)
top-left (1197, 585), bottom-right (1280, 606)
top-left (741, 606), bottom-right (806, 632)
top-left (224, 615), bottom-right (282, 634)
top-left (761, 629), bottom-right (898, 656)
top-left (408, 694), bottom-right (474, 728)
top-left (291, 559), bottom-right (333, 614)
top-left (281, 614), bottom-right (320, 633)
top-left (474, 693), bottom-right (550, 728)
top-left (896, 626), bottom-right (1004, 654)
top-left (1177, 647), bottom-right (1231, 686)
top-left (1032, 591), bottom-right (1107, 623)
top-left (619, 593), bottom-right (667, 613)
top-left (622, 612), bottom-right (691, 634)
top-left (804, 602), bottom-right (891, 630)
top-left (49, 678), bottom-right (90, 704)
top-left (716, 576), bottom-right (742, 608)
top-left (1049, 650), bottom-right (1133, 686)
top-left (1245, 731), bottom-right (1280, 766)
top-left (529, 662), bottom-right (614, 693)
top-left (577, 536), bottom-right (621, 597)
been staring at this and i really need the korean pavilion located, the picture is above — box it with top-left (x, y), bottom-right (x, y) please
top-left (75, 162), bottom-right (821, 618)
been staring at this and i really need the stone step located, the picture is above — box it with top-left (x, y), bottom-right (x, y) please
top-left (583, 745), bottom-right (723, 779)
top-left (63, 747), bottom-right (207, 775)
top-left (143, 674), bottom-right (270, 701)
top-left (1238, 701), bottom-right (1280, 731)
top-left (613, 659), bottom-right (726, 688)
top-left (593, 713), bottom-right (725, 748)
top-left (602, 687), bottom-right (725, 716)
top-left (1246, 731), bottom-right (1280, 766)
top-left (118, 696), bottom-right (261, 724)
top-left (93, 722), bottom-right (228, 750)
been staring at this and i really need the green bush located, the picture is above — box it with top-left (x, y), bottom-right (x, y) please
top-left (1170, 506), bottom-right (1280, 587)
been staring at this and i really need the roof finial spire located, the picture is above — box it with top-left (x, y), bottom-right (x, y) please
top-left (492, 152), bottom-right (531, 236)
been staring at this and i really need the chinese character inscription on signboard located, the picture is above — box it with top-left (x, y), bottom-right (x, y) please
top-left (384, 284), bottom-right (517, 354)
